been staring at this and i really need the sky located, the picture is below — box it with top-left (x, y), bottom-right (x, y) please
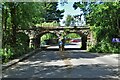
top-left (57, 1), bottom-right (85, 26)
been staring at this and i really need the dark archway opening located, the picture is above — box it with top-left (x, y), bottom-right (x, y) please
top-left (65, 32), bottom-right (87, 50)
top-left (64, 33), bottom-right (82, 49)
top-left (35, 32), bottom-right (58, 49)
top-left (40, 32), bottom-right (58, 46)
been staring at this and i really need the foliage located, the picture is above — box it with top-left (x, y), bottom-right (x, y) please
top-left (40, 2), bottom-right (64, 22)
top-left (2, 32), bottom-right (31, 62)
top-left (41, 33), bottom-right (58, 45)
top-left (73, 2), bottom-right (90, 23)
top-left (89, 39), bottom-right (120, 53)
top-left (73, 2), bottom-right (89, 15)
top-left (65, 33), bottom-right (80, 39)
top-left (0, 48), bottom-right (13, 63)
top-left (64, 14), bottom-right (85, 26)
top-left (73, 2), bottom-right (120, 53)
top-left (16, 32), bottom-right (29, 51)
top-left (87, 2), bottom-right (120, 53)
top-left (64, 15), bottom-right (74, 26)
top-left (36, 21), bottom-right (60, 27)
top-left (2, 2), bottom-right (64, 63)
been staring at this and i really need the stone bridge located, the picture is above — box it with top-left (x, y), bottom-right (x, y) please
top-left (17, 26), bottom-right (94, 50)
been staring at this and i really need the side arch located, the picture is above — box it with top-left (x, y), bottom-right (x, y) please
top-left (65, 31), bottom-right (87, 50)
top-left (34, 31), bottom-right (59, 48)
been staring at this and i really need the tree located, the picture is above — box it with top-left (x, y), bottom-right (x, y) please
top-left (64, 15), bottom-right (74, 26)
top-left (1, 2), bottom-right (65, 62)
top-left (41, 2), bottom-right (64, 22)
top-left (73, 2), bottom-right (90, 25)
top-left (73, 1), bottom-right (120, 53)
top-left (88, 2), bottom-right (120, 52)
top-left (0, 4), bottom-right (2, 49)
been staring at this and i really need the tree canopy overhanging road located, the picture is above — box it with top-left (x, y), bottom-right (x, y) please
top-left (0, 1), bottom-right (120, 79)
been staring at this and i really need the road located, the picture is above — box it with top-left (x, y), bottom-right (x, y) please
top-left (2, 50), bottom-right (119, 79)
top-left (43, 42), bottom-right (82, 49)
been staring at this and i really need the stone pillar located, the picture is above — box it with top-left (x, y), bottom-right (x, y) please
top-left (35, 36), bottom-right (40, 49)
top-left (62, 38), bottom-right (65, 51)
top-left (81, 35), bottom-right (87, 50)
top-left (39, 36), bottom-right (41, 48)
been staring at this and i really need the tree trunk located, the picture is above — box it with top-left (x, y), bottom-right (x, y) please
top-left (9, 3), bottom-right (17, 47)
top-left (117, 18), bottom-right (120, 37)
top-left (0, 4), bottom-right (3, 49)
top-left (4, 7), bottom-right (8, 31)
top-left (81, 35), bottom-right (87, 50)
top-left (2, 4), bottom-right (4, 29)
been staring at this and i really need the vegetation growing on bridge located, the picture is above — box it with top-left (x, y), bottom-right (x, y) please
top-left (36, 21), bottom-right (60, 28)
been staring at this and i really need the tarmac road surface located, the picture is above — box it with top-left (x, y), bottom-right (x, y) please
top-left (2, 50), bottom-right (119, 79)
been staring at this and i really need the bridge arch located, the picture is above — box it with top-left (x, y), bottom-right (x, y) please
top-left (65, 31), bottom-right (87, 50)
top-left (40, 32), bottom-right (58, 45)
top-left (34, 31), bottom-right (59, 48)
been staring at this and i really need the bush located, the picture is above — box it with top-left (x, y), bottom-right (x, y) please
top-left (88, 40), bottom-right (120, 53)
top-left (2, 32), bottom-right (32, 63)
top-left (1, 47), bottom-right (14, 63)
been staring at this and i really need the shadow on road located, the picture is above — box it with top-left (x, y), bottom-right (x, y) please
top-left (2, 50), bottom-right (119, 79)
